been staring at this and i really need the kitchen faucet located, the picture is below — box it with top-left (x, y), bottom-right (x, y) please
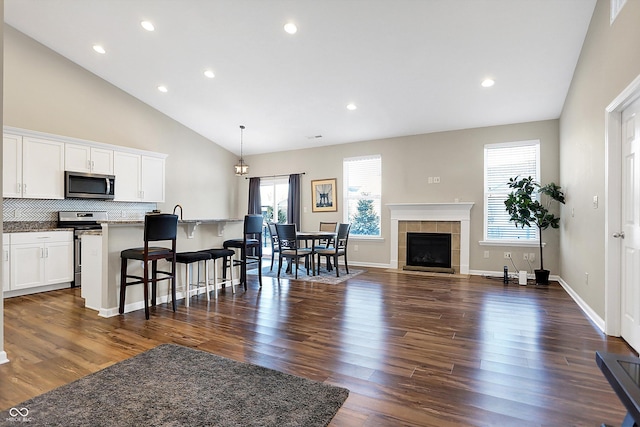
top-left (172, 204), bottom-right (183, 220)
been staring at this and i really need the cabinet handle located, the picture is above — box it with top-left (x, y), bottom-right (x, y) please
top-left (41, 248), bottom-right (44, 258)
top-left (23, 184), bottom-right (26, 194)
top-left (45, 248), bottom-right (49, 258)
top-left (4, 250), bottom-right (8, 262)
top-left (91, 160), bottom-right (95, 170)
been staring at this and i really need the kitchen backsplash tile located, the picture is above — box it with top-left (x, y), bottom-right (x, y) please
top-left (3, 198), bottom-right (157, 223)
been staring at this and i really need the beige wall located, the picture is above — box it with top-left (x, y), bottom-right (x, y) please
top-left (560, 0), bottom-right (640, 318)
top-left (1, 1), bottom-right (5, 362)
top-left (3, 25), bottom-right (239, 220)
top-left (242, 119), bottom-right (560, 272)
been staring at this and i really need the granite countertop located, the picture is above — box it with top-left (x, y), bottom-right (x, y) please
top-left (3, 221), bottom-right (73, 233)
top-left (100, 218), bottom-right (243, 225)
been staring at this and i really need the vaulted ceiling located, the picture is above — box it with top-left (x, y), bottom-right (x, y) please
top-left (4, 0), bottom-right (596, 155)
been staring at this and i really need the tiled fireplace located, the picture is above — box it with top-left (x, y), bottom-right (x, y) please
top-left (387, 203), bottom-right (474, 274)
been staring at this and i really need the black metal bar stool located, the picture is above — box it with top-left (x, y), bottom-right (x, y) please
top-left (199, 248), bottom-right (236, 296)
top-left (223, 214), bottom-right (263, 289)
top-left (176, 251), bottom-right (212, 307)
top-left (119, 214), bottom-right (178, 319)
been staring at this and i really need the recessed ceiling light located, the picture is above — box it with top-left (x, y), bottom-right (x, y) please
top-left (157, 85), bottom-right (168, 93)
top-left (346, 103), bottom-right (357, 111)
top-left (284, 22), bottom-right (298, 34)
top-left (481, 78), bottom-right (495, 88)
top-left (204, 70), bottom-right (215, 79)
top-left (141, 21), bottom-right (155, 31)
top-left (92, 44), bottom-right (106, 54)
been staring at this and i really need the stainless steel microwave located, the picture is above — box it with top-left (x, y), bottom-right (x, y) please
top-left (65, 171), bottom-right (115, 200)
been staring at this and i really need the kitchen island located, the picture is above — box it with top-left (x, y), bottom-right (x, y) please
top-left (81, 218), bottom-right (243, 317)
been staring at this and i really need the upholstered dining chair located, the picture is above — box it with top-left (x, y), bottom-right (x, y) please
top-left (119, 213), bottom-right (178, 319)
top-left (275, 223), bottom-right (314, 279)
top-left (223, 214), bottom-right (263, 289)
top-left (315, 221), bottom-right (338, 250)
top-left (267, 222), bottom-right (280, 271)
top-left (316, 223), bottom-right (351, 277)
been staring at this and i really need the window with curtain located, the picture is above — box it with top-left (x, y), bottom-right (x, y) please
top-left (343, 155), bottom-right (382, 237)
top-left (484, 140), bottom-right (540, 242)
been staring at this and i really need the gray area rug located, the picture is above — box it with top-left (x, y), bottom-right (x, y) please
top-left (252, 264), bottom-right (364, 284)
top-left (2, 344), bottom-right (349, 427)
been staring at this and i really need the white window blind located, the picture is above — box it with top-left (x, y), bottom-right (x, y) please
top-left (343, 155), bottom-right (382, 236)
top-left (484, 140), bottom-right (540, 241)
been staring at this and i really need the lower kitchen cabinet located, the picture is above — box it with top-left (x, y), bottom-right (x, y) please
top-left (3, 235), bottom-right (9, 292)
top-left (7, 231), bottom-right (73, 292)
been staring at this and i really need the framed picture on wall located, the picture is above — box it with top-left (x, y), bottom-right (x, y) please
top-left (311, 178), bottom-right (337, 212)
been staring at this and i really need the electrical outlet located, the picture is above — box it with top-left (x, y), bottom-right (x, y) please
top-left (483, 251), bottom-right (490, 258)
top-left (428, 177), bottom-right (433, 184)
top-left (433, 176), bottom-right (441, 184)
top-left (529, 253), bottom-right (535, 261)
top-left (523, 253), bottom-right (529, 260)
top-left (503, 252), bottom-right (511, 259)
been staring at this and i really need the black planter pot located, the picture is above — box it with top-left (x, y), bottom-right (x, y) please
top-left (535, 269), bottom-right (550, 285)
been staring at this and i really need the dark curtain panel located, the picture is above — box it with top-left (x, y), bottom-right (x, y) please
top-left (248, 177), bottom-right (261, 215)
top-left (288, 174), bottom-right (301, 229)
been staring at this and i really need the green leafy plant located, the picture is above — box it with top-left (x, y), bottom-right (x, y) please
top-left (504, 176), bottom-right (565, 273)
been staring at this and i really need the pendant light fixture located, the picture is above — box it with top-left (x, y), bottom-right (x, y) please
top-left (234, 125), bottom-right (249, 176)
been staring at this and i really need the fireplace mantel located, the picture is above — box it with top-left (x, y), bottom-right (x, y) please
top-left (387, 203), bottom-right (474, 273)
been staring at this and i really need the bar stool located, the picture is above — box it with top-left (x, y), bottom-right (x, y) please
top-left (199, 248), bottom-right (236, 296)
top-left (176, 251), bottom-right (212, 307)
top-left (120, 214), bottom-right (178, 320)
top-left (223, 214), bottom-right (263, 289)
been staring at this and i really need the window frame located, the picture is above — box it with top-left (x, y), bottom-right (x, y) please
top-left (343, 154), bottom-right (382, 238)
top-left (483, 139), bottom-right (541, 246)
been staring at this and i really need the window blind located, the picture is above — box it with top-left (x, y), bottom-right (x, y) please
top-left (344, 155), bottom-right (382, 236)
top-left (484, 141), bottom-right (540, 241)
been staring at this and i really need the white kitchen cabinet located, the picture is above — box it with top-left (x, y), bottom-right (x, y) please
top-left (3, 134), bottom-right (23, 198)
top-left (114, 151), bottom-right (165, 202)
top-left (9, 231), bottom-right (73, 291)
top-left (3, 235), bottom-right (9, 293)
top-left (65, 143), bottom-right (114, 175)
top-left (3, 135), bottom-right (65, 199)
top-left (141, 155), bottom-right (165, 202)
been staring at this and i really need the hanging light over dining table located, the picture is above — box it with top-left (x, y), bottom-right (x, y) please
top-left (234, 125), bottom-right (249, 176)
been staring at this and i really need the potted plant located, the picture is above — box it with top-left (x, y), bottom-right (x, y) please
top-left (504, 176), bottom-right (565, 285)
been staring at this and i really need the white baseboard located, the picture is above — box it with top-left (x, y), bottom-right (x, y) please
top-left (556, 276), bottom-right (605, 333)
top-left (0, 351), bottom-right (9, 365)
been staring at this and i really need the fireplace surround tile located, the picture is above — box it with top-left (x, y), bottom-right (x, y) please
top-left (398, 220), bottom-right (461, 273)
top-left (387, 202), bottom-right (474, 274)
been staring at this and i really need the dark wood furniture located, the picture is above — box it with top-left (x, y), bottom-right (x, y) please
top-left (276, 224), bottom-right (314, 279)
top-left (597, 351), bottom-right (640, 427)
top-left (315, 223), bottom-right (351, 277)
top-left (223, 214), bottom-right (263, 289)
top-left (119, 214), bottom-right (178, 319)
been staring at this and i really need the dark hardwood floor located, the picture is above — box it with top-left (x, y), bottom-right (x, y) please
top-left (0, 267), bottom-right (635, 426)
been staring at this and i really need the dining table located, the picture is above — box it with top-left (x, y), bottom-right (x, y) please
top-left (295, 230), bottom-right (337, 275)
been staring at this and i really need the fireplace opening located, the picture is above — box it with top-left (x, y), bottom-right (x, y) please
top-left (405, 232), bottom-right (453, 273)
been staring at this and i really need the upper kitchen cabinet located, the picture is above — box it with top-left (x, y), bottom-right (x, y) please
top-left (65, 143), bottom-right (114, 175)
top-left (3, 133), bottom-right (65, 199)
top-left (3, 133), bottom-right (23, 198)
top-left (113, 151), bottom-right (165, 202)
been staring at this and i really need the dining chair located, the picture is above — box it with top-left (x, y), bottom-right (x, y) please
top-left (315, 221), bottom-right (338, 250)
top-left (316, 223), bottom-right (351, 277)
top-left (275, 223), bottom-right (314, 279)
top-left (119, 214), bottom-right (178, 319)
top-left (223, 214), bottom-right (263, 289)
top-left (267, 222), bottom-right (280, 271)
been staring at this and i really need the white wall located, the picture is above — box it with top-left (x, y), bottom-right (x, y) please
top-left (241, 119), bottom-right (560, 272)
top-left (3, 24), bottom-right (239, 221)
top-left (560, 0), bottom-right (640, 318)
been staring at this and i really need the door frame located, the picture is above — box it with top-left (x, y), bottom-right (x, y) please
top-left (605, 73), bottom-right (640, 336)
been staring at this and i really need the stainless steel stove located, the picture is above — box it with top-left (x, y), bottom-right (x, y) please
top-left (58, 211), bottom-right (108, 287)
